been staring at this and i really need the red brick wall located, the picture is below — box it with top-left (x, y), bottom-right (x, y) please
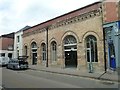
top-left (0, 37), bottom-right (14, 50)
top-left (103, 1), bottom-right (118, 23)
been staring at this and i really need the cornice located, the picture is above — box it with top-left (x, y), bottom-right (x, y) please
top-left (23, 8), bottom-right (102, 38)
top-left (50, 9), bottom-right (102, 30)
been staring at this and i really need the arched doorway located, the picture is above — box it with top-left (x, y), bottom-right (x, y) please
top-left (64, 35), bottom-right (77, 68)
top-left (31, 42), bottom-right (37, 65)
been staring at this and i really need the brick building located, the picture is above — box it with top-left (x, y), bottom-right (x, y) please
top-left (103, 0), bottom-right (120, 70)
top-left (0, 33), bottom-right (14, 59)
top-left (23, 2), bottom-right (105, 72)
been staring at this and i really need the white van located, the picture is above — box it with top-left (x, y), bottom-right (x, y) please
top-left (0, 57), bottom-right (9, 66)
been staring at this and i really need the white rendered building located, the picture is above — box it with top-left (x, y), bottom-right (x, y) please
top-left (14, 26), bottom-right (30, 58)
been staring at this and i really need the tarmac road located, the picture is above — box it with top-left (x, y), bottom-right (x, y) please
top-left (2, 67), bottom-right (119, 88)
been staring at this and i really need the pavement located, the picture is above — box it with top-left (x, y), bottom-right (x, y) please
top-left (29, 65), bottom-right (120, 83)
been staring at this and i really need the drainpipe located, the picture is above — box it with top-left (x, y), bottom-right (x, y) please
top-left (98, 19), bottom-right (107, 80)
top-left (103, 28), bottom-right (107, 72)
top-left (98, 1), bottom-right (107, 79)
top-left (46, 27), bottom-right (49, 67)
top-left (101, 1), bottom-right (107, 72)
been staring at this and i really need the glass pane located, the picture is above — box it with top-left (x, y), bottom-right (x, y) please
top-left (86, 35), bottom-right (98, 62)
top-left (41, 43), bottom-right (46, 61)
top-left (1, 53), bottom-right (5, 57)
top-left (91, 40), bottom-right (94, 62)
top-left (64, 35), bottom-right (77, 45)
top-left (51, 41), bottom-right (57, 61)
top-left (31, 42), bottom-right (37, 48)
top-left (95, 42), bottom-right (98, 62)
top-left (87, 50), bottom-right (90, 62)
top-left (86, 42), bottom-right (90, 48)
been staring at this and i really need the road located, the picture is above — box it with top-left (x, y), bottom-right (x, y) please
top-left (2, 67), bottom-right (119, 88)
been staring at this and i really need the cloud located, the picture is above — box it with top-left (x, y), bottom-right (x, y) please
top-left (0, 0), bottom-right (99, 35)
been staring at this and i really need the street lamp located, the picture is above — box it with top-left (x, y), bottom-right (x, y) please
top-left (46, 27), bottom-right (49, 67)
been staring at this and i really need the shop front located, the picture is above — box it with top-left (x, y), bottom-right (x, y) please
top-left (103, 21), bottom-right (120, 70)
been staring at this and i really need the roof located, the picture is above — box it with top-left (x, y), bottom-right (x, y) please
top-left (20, 26), bottom-right (31, 31)
top-left (0, 32), bottom-right (14, 39)
top-left (24, 1), bottom-right (102, 34)
top-left (15, 26), bottom-right (31, 33)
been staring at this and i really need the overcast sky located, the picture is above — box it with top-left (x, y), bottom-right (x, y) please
top-left (0, 0), bottom-right (99, 35)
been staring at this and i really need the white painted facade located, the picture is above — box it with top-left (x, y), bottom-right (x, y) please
top-left (14, 31), bottom-right (23, 58)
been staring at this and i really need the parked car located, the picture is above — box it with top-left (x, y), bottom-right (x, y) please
top-left (0, 57), bottom-right (9, 66)
top-left (18, 56), bottom-right (28, 61)
top-left (7, 59), bottom-right (28, 70)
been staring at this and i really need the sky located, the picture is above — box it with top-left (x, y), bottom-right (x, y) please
top-left (0, 0), bottom-right (99, 36)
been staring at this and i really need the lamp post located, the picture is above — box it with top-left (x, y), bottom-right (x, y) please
top-left (46, 27), bottom-right (49, 67)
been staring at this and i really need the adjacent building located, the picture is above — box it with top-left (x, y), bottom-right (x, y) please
top-left (102, 0), bottom-right (120, 70)
top-left (23, 2), bottom-right (105, 72)
top-left (13, 26), bottom-right (31, 58)
top-left (0, 33), bottom-right (14, 60)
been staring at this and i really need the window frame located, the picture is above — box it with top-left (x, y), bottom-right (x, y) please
top-left (51, 41), bottom-right (57, 62)
top-left (86, 35), bottom-right (98, 63)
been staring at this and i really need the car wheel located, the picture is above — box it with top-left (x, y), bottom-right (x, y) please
top-left (6, 65), bottom-right (9, 69)
top-left (13, 66), bottom-right (15, 70)
top-left (6, 65), bottom-right (8, 69)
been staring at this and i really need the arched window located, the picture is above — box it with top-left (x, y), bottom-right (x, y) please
top-left (31, 42), bottom-right (37, 49)
top-left (64, 35), bottom-right (77, 51)
top-left (41, 43), bottom-right (46, 61)
top-left (51, 41), bottom-right (57, 61)
top-left (64, 35), bottom-right (77, 45)
top-left (31, 42), bottom-right (37, 53)
top-left (24, 46), bottom-right (27, 56)
top-left (86, 35), bottom-right (98, 62)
